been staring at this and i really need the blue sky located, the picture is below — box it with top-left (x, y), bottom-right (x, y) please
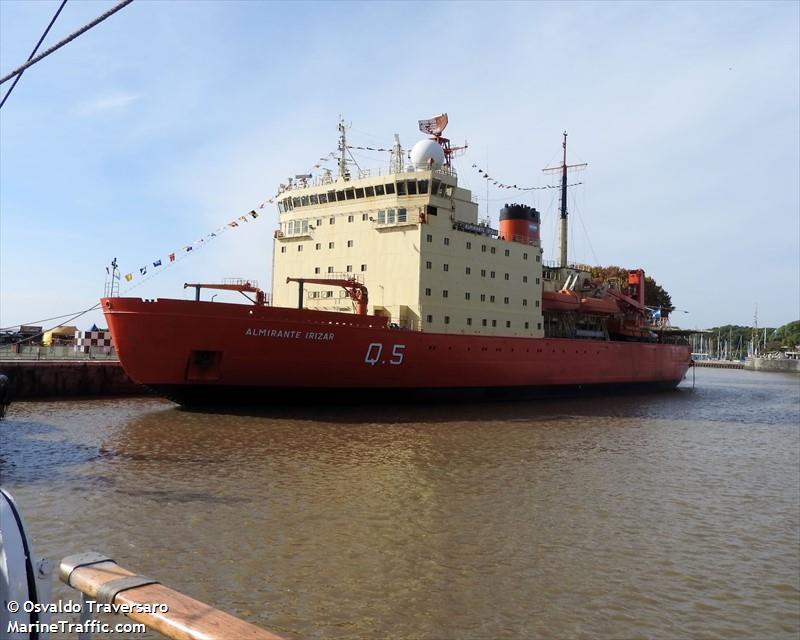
top-left (1, 0), bottom-right (798, 331)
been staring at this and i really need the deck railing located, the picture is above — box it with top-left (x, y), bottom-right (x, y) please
top-left (60, 552), bottom-right (285, 640)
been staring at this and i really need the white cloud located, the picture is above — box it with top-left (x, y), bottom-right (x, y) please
top-left (74, 92), bottom-right (142, 116)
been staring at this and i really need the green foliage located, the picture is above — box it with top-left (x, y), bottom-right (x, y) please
top-left (589, 265), bottom-right (674, 314)
top-left (773, 320), bottom-right (800, 348)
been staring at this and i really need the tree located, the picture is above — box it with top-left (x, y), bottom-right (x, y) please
top-left (589, 265), bottom-right (674, 314)
top-left (774, 320), bottom-right (800, 349)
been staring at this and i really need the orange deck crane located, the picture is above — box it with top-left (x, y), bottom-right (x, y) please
top-left (286, 277), bottom-right (369, 315)
top-left (184, 280), bottom-right (269, 305)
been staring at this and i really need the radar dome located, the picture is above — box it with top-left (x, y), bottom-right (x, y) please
top-left (410, 139), bottom-right (445, 170)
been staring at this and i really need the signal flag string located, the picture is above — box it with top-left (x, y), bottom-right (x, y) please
top-left (112, 201), bottom-right (274, 286)
top-left (470, 163), bottom-right (583, 192)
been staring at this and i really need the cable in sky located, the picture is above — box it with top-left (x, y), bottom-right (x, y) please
top-left (0, 0), bottom-right (68, 109)
top-left (0, 0), bottom-right (134, 86)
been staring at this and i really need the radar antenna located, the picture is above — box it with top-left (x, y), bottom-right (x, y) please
top-left (418, 112), bottom-right (467, 167)
top-left (543, 132), bottom-right (588, 268)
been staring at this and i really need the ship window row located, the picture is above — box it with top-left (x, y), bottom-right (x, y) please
top-left (277, 179), bottom-right (453, 212)
top-left (423, 288), bottom-right (538, 307)
top-left (283, 240), bottom-right (359, 252)
top-left (313, 265), bottom-right (367, 274)
top-left (425, 235), bottom-right (534, 261)
top-left (280, 207), bottom-right (414, 236)
top-left (424, 262), bottom-right (538, 284)
top-left (425, 315), bottom-right (542, 331)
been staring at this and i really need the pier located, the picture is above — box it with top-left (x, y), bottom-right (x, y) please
top-left (693, 360), bottom-right (745, 370)
top-left (0, 360), bottom-right (146, 399)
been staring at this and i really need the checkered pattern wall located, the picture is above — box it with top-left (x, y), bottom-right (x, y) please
top-left (74, 330), bottom-right (115, 354)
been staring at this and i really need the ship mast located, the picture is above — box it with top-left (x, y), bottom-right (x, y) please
top-left (337, 117), bottom-right (348, 179)
top-left (543, 132), bottom-right (587, 268)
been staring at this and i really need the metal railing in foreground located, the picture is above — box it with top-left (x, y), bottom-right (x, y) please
top-left (60, 552), bottom-right (285, 640)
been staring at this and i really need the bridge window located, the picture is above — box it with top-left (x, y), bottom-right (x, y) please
top-left (336, 190), bottom-right (345, 201)
top-left (397, 181), bottom-right (407, 196)
top-left (418, 179), bottom-right (429, 194)
top-left (375, 184), bottom-right (386, 196)
top-left (365, 186), bottom-right (375, 197)
top-left (310, 195), bottom-right (319, 205)
top-left (318, 194), bottom-right (327, 204)
top-left (431, 179), bottom-right (441, 195)
top-left (345, 188), bottom-right (355, 200)
top-left (355, 188), bottom-right (365, 198)
top-left (406, 180), bottom-right (417, 195)
top-left (385, 183), bottom-right (395, 195)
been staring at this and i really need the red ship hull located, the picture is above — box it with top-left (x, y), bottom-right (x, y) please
top-left (102, 297), bottom-right (692, 406)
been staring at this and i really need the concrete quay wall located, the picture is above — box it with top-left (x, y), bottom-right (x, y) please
top-left (744, 357), bottom-right (800, 373)
top-left (0, 360), bottom-right (148, 399)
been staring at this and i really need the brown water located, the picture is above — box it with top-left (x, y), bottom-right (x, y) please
top-left (2, 368), bottom-right (799, 639)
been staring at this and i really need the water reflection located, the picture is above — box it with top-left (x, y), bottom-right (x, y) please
top-left (1, 369), bottom-right (798, 639)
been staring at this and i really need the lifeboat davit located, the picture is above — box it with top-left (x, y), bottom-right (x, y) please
top-left (542, 290), bottom-right (580, 312)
